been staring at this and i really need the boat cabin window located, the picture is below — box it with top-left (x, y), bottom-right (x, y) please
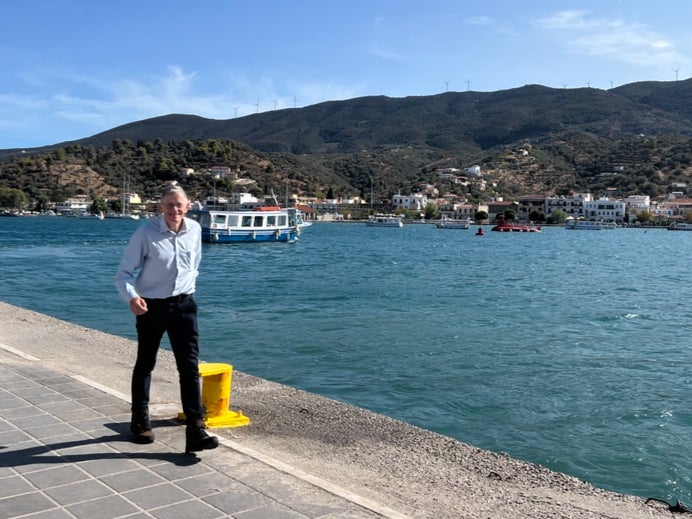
top-left (278, 215), bottom-right (287, 226)
top-left (253, 216), bottom-right (264, 227)
top-left (213, 214), bottom-right (226, 227)
top-left (266, 215), bottom-right (276, 226)
top-left (241, 215), bottom-right (253, 227)
top-left (227, 215), bottom-right (239, 227)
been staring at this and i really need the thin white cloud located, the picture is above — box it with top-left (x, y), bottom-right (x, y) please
top-left (462, 14), bottom-right (515, 37)
top-left (464, 16), bottom-right (493, 26)
top-left (652, 40), bottom-right (673, 50)
top-left (1, 65), bottom-right (368, 145)
top-left (535, 10), bottom-right (678, 67)
top-left (536, 10), bottom-right (607, 30)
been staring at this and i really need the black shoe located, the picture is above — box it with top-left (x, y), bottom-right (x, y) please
top-left (130, 412), bottom-right (155, 444)
top-left (185, 424), bottom-right (219, 454)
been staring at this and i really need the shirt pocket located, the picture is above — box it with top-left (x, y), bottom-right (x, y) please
top-left (175, 239), bottom-right (196, 272)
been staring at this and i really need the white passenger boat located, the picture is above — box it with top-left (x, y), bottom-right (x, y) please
top-left (188, 205), bottom-right (311, 243)
top-left (667, 222), bottom-right (692, 231)
top-left (564, 218), bottom-right (617, 230)
top-left (436, 218), bottom-right (471, 229)
top-left (365, 214), bottom-right (404, 227)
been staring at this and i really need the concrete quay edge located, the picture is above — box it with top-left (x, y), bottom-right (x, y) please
top-left (0, 301), bottom-right (674, 518)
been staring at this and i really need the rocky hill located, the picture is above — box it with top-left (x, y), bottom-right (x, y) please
top-left (2, 80), bottom-right (692, 206)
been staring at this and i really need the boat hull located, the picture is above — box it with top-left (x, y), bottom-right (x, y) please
top-left (203, 228), bottom-right (300, 243)
top-left (565, 219), bottom-right (616, 230)
top-left (491, 215), bottom-right (540, 232)
top-left (667, 223), bottom-right (692, 231)
top-left (365, 214), bottom-right (404, 227)
top-left (436, 219), bottom-right (471, 229)
top-left (491, 226), bottom-right (541, 232)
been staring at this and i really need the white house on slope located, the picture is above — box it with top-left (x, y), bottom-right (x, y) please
top-left (392, 193), bottom-right (428, 211)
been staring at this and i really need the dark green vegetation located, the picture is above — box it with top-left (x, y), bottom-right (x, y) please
top-left (2, 79), bottom-right (692, 208)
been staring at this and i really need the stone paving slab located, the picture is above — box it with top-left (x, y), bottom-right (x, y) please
top-left (0, 351), bottom-right (389, 519)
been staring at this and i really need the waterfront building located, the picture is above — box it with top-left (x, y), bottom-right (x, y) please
top-left (438, 201), bottom-right (476, 220)
top-left (517, 195), bottom-right (546, 222)
top-left (583, 198), bottom-right (626, 223)
top-left (392, 193), bottom-right (428, 211)
top-left (655, 197), bottom-right (692, 221)
top-left (487, 199), bottom-right (519, 222)
top-left (55, 197), bottom-right (89, 215)
top-left (544, 193), bottom-right (592, 219)
top-left (623, 195), bottom-right (651, 222)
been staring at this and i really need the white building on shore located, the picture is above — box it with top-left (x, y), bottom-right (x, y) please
top-left (544, 193), bottom-right (592, 219)
top-left (583, 198), bottom-right (626, 223)
top-left (54, 197), bottom-right (89, 215)
top-left (392, 193), bottom-right (428, 211)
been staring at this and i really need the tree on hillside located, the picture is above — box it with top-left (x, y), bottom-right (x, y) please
top-left (33, 195), bottom-right (50, 212)
top-left (424, 202), bottom-right (438, 220)
top-left (529, 210), bottom-right (546, 223)
top-left (547, 209), bottom-right (568, 224)
top-left (636, 210), bottom-right (654, 223)
top-left (474, 210), bottom-right (488, 223)
top-left (0, 187), bottom-right (26, 210)
top-left (90, 198), bottom-right (109, 214)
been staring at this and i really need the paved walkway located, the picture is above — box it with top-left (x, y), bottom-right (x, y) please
top-left (0, 346), bottom-right (399, 519)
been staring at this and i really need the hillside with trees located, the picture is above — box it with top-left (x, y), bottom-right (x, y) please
top-left (2, 80), bottom-right (692, 210)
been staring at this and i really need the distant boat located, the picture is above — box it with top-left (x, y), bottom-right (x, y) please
top-left (188, 205), bottom-right (311, 243)
top-left (365, 214), bottom-right (404, 227)
top-left (104, 212), bottom-right (139, 220)
top-left (667, 222), bottom-right (692, 231)
top-left (436, 218), bottom-right (471, 229)
top-left (491, 215), bottom-right (541, 233)
top-left (78, 212), bottom-right (104, 220)
top-left (565, 217), bottom-right (616, 230)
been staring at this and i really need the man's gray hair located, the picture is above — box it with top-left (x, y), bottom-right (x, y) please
top-left (159, 182), bottom-right (188, 202)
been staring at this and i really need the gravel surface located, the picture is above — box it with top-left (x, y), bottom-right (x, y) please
top-left (0, 302), bottom-right (676, 518)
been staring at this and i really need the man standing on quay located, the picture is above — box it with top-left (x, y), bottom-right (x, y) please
top-left (115, 183), bottom-right (218, 455)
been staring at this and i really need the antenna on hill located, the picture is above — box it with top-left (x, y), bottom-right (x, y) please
top-left (562, 83), bottom-right (568, 89)
top-left (272, 99), bottom-right (278, 110)
top-left (610, 80), bottom-right (614, 89)
top-left (293, 95), bottom-right (299, 108)
top-left (465, 79), bottom-right (470, 91)
top-left (674, 68), bottom-right (680, 81)
top-left (233, 107), bottom-right (238, 118)
top-left (444, 80), bottom-right (450, 92)
top-left (255, 101), bottom-right (260, 113)
top-left (586, 80), bottom-right (591, 88)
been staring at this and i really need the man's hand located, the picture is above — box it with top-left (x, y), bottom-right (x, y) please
top-left (129, 297), bottom-right (148, 316)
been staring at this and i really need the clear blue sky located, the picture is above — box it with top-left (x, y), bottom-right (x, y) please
top-left (2, 0), bottom-right (691, 149)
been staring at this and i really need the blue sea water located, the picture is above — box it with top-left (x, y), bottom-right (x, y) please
top-left (1, 216), bottom-right (692, 502)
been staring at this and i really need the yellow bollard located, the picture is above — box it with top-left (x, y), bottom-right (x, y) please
top-left (178, 362), bottom-right (250, 428)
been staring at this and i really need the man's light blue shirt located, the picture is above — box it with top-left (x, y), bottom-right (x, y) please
top-left (115, 215), bottom-right (202, 302)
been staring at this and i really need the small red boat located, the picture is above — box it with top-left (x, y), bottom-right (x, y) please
top-left (491, 215), bottom-right (541, 233)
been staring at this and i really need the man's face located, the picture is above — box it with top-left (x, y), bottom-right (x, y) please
top-left (160, 192), bottom-right (190, 231)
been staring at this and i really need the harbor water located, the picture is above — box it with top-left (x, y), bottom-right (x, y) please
top-left (1, 216), bottom-right (691, 503)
